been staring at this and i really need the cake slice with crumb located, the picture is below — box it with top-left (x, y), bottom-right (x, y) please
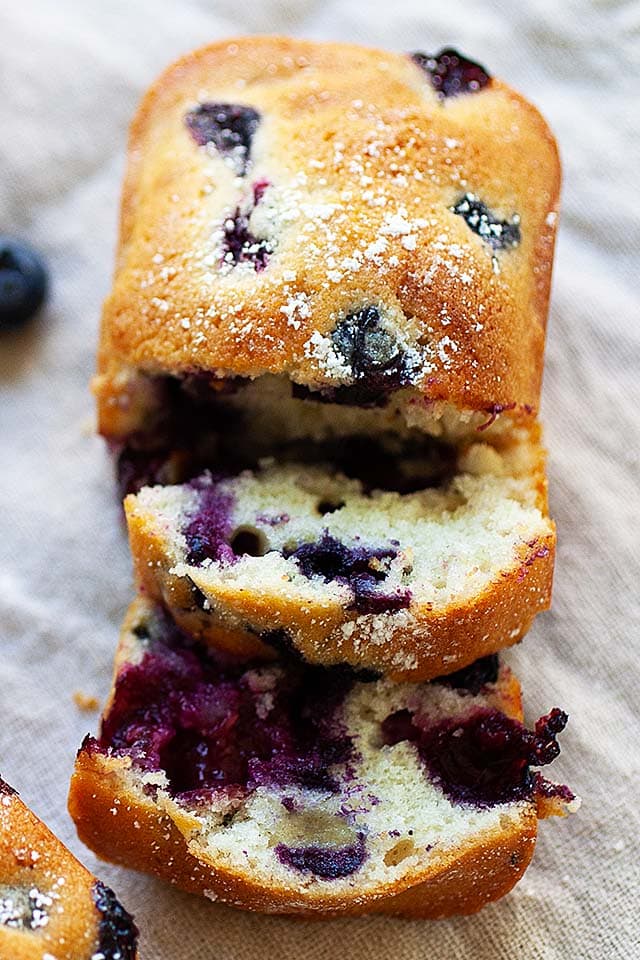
top-left (68, 598), bottom-right (577, 918)
top-left (125, 419), bottom-right (554, 680)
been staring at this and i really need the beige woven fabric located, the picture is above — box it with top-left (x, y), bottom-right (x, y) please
top-left (1, 1), bottom-right (638, 957)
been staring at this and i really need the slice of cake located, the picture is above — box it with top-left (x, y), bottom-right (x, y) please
top-left (68, 598), bottom-right (577, 918)
top-left (0, 777), bottom-right (137, 959)
top-left (125, 421), bottom-right (553, 680)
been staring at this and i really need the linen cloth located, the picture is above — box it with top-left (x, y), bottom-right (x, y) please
top-left (1, 1), bottom-right (639, 957)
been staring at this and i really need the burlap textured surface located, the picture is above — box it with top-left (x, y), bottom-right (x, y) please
top-left (1, 1), bottom-right (638, 957)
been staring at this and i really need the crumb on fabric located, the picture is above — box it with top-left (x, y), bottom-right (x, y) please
top-left (73, 691), bottom-right (100, 712)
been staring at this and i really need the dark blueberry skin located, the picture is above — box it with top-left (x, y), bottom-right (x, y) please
top-left (92, 881), bottom-right (138, 960)
top-left (222, 206), bottom-right (271, 270)
top-left (0, 238), bottom-right (48, 330)
top-left (382, 706), bottom-right (572, 808)
top-left (284, 533), bottom-right (412, 614)
top-left (327, 306), bottom-right (410, 405)
top-left (97, 613), bottom-right (358, 798)
top-left (276, 833), bottom-right (367, 879)
top-left (185, 103), bottom-right (260, 174)
top-left (222, 179), bottom-right (272, 270)
top-left (0, 776), bottom-right (17, 796)
top-left (452, 193), bottom-right (521, 250)
top-left (435, 654), bottom-right (499, 696)
top-left (411, 48), bottom-right (491, 99)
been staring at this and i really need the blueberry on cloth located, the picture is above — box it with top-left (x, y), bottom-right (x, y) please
top-left (411, 48), bottom-right (491, 99)
top-left (0, 237), bottom-right (48, 329)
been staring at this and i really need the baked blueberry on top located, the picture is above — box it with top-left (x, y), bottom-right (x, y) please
top-left (186, 103), bottom-right (261, 174)
top-left (93, 881), bottom-right (138, 960)
top-left (411, 48), bottom-right (491, 98)
top-left (452, 194), bottom-right (521, 251)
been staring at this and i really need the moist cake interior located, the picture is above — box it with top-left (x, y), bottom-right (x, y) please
top-left (88, 607), bottom-right (574, 890)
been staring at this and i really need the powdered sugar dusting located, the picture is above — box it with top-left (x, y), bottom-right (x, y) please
top-left (123, 49), bottom-right (542, 392)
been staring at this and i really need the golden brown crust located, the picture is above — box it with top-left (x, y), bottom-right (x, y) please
top-left (0, 780), bottom-right (136, 960)
top-left (96, 35), bottom-right (560, 438)
top-left (69, 747), bottom-right (538, 919)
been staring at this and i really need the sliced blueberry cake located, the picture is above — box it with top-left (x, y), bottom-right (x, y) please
top-left (68, 599), bottom-right (577, 918)
top-left (0, 777), bottom-right (137, 959)
top-left (96, 35), bottom-right (560, 493)
top-left (125, 417), bottom-right (554, 680)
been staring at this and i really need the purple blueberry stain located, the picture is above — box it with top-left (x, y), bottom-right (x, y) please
top-left (411, 48), bottom-right (491, 99)
top-left (382, 706), bottom-right (573, 808)
top-left (452, 193), bottom-right (521, 251)
top-left (96, 612), bottom-right (359, 799)
top-left (284, 533), bottom-right (411, 614)
top-left (221, 179), bottom-right (272, 271)
top-left (184, 477), bottom-right (236, 565)
top-left (275, 833), bottom-right (367, 880)
top-left (185, 103), bottom-right (260, 175)
top-left (222, 207), bottom-right (271, 270)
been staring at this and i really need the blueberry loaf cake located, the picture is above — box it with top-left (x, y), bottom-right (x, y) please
top-left (0, 777), bottom-right (137, 960)
top-left (68, 598), bottom-right (577, 918)
top-left (125, 420), bottom-right (553, 680)
top-left (96, 36), bottom-right (559, 452)
top-left (95, 35), bottom-right (560, 677)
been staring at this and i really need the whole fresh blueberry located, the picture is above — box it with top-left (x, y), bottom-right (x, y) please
top-left (0, 238), bottom-right (48, 330)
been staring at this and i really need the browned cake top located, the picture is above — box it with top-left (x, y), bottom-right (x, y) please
top-left (98, 36), bottom-right (560, 419)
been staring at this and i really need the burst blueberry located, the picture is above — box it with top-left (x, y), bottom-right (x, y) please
top-left (0, 238), bottom-right (48, 330)
top-left (328, 306), bottom-right (410, 405)
top-left (284, 533), bottom-right (411, 614)
top-left (411, 48), bottom-right (491, 99)
top-left (382, 706), bottom-right (572, 808)
top-left (185, 103), bottom-right (260, 174)
top-left (183, 477), bottom-right (236, 565)
top-left (98, 615), bottom-right (357, 798)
